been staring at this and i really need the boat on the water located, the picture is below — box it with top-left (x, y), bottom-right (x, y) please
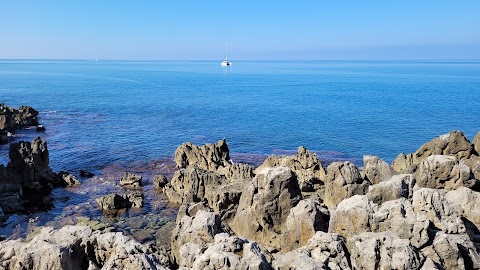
top-left (220, 43), bottom-right (232, 66)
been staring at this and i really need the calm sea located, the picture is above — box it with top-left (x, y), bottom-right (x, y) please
top-left (2, 60), bottom-right (479, 171)
top-left (1, 59), bottom-right (480, 241)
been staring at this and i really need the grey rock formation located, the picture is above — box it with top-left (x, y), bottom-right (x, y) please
top-left (205, 181), bottom-right (244, 223)
top-left (392, 131), bottom-right (472, 173)
top-left (363, 155), bottom-right (393, 184)
top-left (230, 166), bottom-right (302, 252)
top-left (324, 162), bottom-right (370, 208)
top-left (421, 232), bottom-right (480, 270)
top-left (120, 172), bottom-right (142, 188)
top-left (412, 188), bottom-right (465, 234)
top-left (170, 210), bottom-right (225, 266)
top-left (0, 225), bottom-right (170, 269)
top-left (416, 155), bottom-right (473, 190)
top-left (164, 166), bottom-right (225, 204)
top-left (367, 174), bottom-right (415, 204)
top-left (328, 195), bottom-right (377, 238)
top-left (96, 192), bottom-right (144, 211)
top-left (273, 232), bottom-right (351, 270)
top-left (464, 155), bottom-right (480, 182)
top-left (174, 138), bottom-right (231, 171)
top-left (188, 233), bottom-right (271, 270)
top-left (444, 187), bottom-right (480, 230)
top-left (347, 231), bottom-right (425, 270)
top-left (0, 137), bottom-right (58, 213)
top-left (255, 146), bottom-right (327, 192)
top-left (371, 198), bottom-right (430, 248)
top-left (281, 199), bottom-right (330, 251)
top-left (153, 174), bottom-right (168, 188)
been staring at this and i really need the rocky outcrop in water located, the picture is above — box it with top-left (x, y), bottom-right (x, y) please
top-left (0, 137), bottom-right (60, 213)
top-left (120, 172), bottom-right (143, 188)
top-left (96, 192), bottom-right (144, 212)
top-left (0, 225), bottom-right (170, 269)
top-left (0, 104), bottom-right (41, 145)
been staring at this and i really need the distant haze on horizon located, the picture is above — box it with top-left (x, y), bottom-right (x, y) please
top-left (1, 1), bottom-right (479, 60)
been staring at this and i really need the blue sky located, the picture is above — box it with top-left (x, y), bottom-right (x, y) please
top-left (1, 1), bottom-right (479, 60)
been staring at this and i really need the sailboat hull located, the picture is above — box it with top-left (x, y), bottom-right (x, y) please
top-left (220, 61), bottom-right (232, 66)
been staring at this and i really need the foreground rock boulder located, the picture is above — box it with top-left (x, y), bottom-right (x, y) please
top-left (273, 231), bottom-right (351, 270)
top-left (415, 155), bottom-right (474, 190)
top-left (0, 225), bottom-right (170, 269)
top-left (324, 161), bottom-right (370, 208)
top-left (392, 131), bottom-right (472, 173)
top-left (230, 166), bottom-right (302, 252)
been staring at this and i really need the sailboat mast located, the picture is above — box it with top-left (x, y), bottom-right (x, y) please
top-left (225, 43), bottom-right (228, 61)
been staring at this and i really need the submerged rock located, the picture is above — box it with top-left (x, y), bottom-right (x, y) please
top-left (96, 192), bottom-right (144, 211)
top-left (79, 169), bottom-right (95, 178)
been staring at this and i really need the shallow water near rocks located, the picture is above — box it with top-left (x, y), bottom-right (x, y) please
top-left (1, 60), bottom-right (479, 245)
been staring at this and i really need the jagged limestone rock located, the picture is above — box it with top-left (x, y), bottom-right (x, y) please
top-left (367, 174), bottom-right (415, 205)
top-left (324, 162), bottom-right (370, 208)
top-left (363, 155), bottom-right (393, 184)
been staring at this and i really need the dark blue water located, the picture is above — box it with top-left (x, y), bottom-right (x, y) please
top-left (1, 60), bottom-right (479, 171)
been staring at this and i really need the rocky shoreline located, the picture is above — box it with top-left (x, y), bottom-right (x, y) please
top-left (0, 106), bottom-right (479, 269)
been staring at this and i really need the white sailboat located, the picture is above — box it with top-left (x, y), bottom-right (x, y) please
top-left (220, 43), bottom-right (232, 66)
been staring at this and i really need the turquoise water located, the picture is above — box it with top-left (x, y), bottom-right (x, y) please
top-left (1, 60), bottom-right (480, 171)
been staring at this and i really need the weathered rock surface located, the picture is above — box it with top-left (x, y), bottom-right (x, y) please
top-left (328, 195), bottom-right (376, 238)
top-left (367, 174), bottom-right (415, 204)
top-left (281, 199), bottom-right (330, 251)
top-left (174, 138), bottom-right (231, 171)
top-left (164, 166), bottom-right (225, 204)
top-left (205, 181), bottom-right (244, 223)
top-left (392, 131), bottom-right (472, 173)
top-left (273, 231), bottom-right (351, 270)
top-left (444, 187), bottom-right (480, 230)
top-left (416, 155), bottom-right (473, 190)
top-left (363, 155), bottom-right (393, 184)
top-left (96, 192), bottom-right (144, 211)
top-left (187, 233), bottom-right (271, 270)
top-left (371, 198), bottom-right (430, 248)
top-left (412, 188), bottom-right (465, 234)
top-left (255, 146), bottom-right (326, 192)
top-left (421, 232), bottom-right (480, 270)
top-left (230, 166), bottom-right (302, 252)
top-left (170, 210), bottom-right (225, 266)
top-left (347, 231), bottom-right (425, 270)
top-left (120, 172), bottom-right (142, 188)
top-left (0, 225), bottom-right (170, 269)
top-left (153, 174), bottom-right (168, 188)
top-left (324, 162), bottom-right (370, 207)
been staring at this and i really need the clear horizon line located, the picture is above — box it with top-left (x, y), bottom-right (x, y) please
top-left (1, 58), bottom-right (480, 62)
